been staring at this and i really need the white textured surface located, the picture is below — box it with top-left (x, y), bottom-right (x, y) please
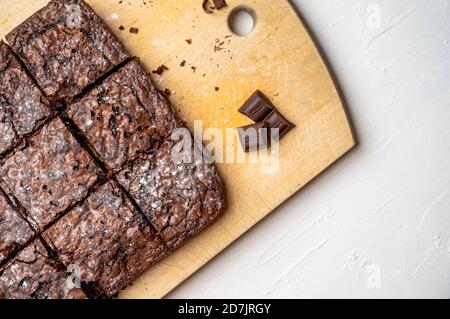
top-left (168, 0), bottom-right (450, 299)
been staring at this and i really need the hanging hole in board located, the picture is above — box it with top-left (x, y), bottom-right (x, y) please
top-left (228, 6), bottom-right (256, 37)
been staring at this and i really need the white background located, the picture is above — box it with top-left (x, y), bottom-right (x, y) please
top-left (168, 0), bottom-right (450, 298)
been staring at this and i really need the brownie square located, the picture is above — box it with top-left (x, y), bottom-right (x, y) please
top-left (67, 59), bottom-right (179, 172)
top-left (0, 193), bottom-right (34, 265)
top-left (0, 117), bottom-right (100, 231)
top-left (5, 0), bottom-right (129, 102)
top-left (117, 139), bottom-right (224, 249)
top-left (0, 238), bottom-right (86, 299)
top-left (0, 41), bottom-right (52, 156)
top-left (43, 181), bottom-right (168, 298)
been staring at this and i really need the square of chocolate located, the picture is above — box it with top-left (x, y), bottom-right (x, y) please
top-left (0, 193), bottom-right (34, 265)
top-left (0, 41), bottom-right (52, 156)
top-left (6, 0), bottom-right (129, 102)
top-left (264, 110), bottom-right (295, 139)
top-left (117, 139), bottom-right (225, 250)
top-left (67, 59), bottom-right (179, 172)
top-left (43, 181), bottom-right (168, 298)
top-left (0, 238), bottom-right (86, 299)
top-left (237, 122), bottom-right (270, 152)
top-left (0, 117), bottom-right (100, 231)
top-left (238, 90), bottom-right (275, 122)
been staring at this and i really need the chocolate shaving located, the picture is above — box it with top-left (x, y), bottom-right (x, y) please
top-left (129, 27), bottom-right (139, 34)
top-left (152, 65), bottom-right (169, 75)
top-left (186, 38), bottom-right (192, 45)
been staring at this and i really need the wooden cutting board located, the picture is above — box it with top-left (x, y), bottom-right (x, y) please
top-left (0, 0), bottom-right (355, 298)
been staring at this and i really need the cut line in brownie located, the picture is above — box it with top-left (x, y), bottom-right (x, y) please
top-left (5, 0), bottom-right (130, 102)
top-left (0, 192), bottom-right (35, 266)
top-left (0, 238), bottom-right (86, 299)
top-left (0, 41), bottom-right (52, 157)
top-left (42, 181), bottom-right (168, 298)
top-left (0, 117), bottom-right (101, 231)
top-left (67, 59), bottom-right (180, 173)
top-left (117, 138), bottom-right (225, 250)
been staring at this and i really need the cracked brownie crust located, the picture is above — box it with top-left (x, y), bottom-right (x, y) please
top-left (0, 41), bottom-right (52, 157)
top-left (43, 181), bottom-right (168, 298)
top-left (117, 139), bottom-right (224, 249)
top-left (5, 0), bottom-right (129, 102)
top-left (0, 238), bottom-right (86, 299)
top-left (67, 59), bottom-right (180, 172)
top-left (0, 118), bottom-right (100, 230)
top-left (0, 193), bottom-right (34, 265)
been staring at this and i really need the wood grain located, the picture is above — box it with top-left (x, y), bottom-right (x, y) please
top-left (0, 0), bottom-right (355, 298)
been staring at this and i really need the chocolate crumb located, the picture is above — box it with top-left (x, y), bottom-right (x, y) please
top-left (119, 25), bottom-right (125, 31)
top-left (180, 60), bottom-right (186, 67)
top-left (191, 66), bottom-right (197, 73)
top-left (129, 27), bottom-right (139, 34)
top-left (215, 87), bottom-right (220, 91)
top-left (164, 89), bottom-right (171, 96)
top-left (152, 65), bottom-right (169, 75)
top-left (186, 38), bottom-right (192, 45)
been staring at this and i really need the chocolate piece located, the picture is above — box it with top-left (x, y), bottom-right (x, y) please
top-left (129, 27), bottom-right (139, 34)
top-left (118, 25), bottom-right (125, 31)
top-left (238, 90), bottom-right (274, 122)
top-left (0, 41), bottom-right (52, 156)
top-left (264, 110), bottom-right (295, 138)
top-left (67, 59), bottom-right (179, 172)
top-left (5, 0), bottom-right (129, 102)
top-left (152, 64), bottom-right (169, 75)
top-left (213, 0), bottom-right (227, 10)
top-left (0, 118), bottom-right (100, 230)
top-left (0, 193), bottom-right (34, 265)
top-left (237, 122), bottom-right (269, 152)
top-left (0, 238), bottom-right (87, 299)
top-left (238, 90), bottom-right (295, 139)
top-left (186, 38), bottom-right (192, 45)
top-left (43, 182), bottom-right (168, 298)
top-left (180, 60), bottom-right (186, 67)
top-left (117, 139), bottom-right (224, 250)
